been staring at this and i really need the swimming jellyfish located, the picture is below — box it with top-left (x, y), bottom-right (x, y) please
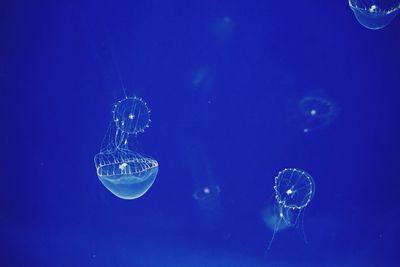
top-left (292, 94), bottom-right (339, 133)
top-left (94, 96), bottom-right (158, 200)
top-left (267, 168), bottom-right (315, 250)
top-left (349, 0), bottom-right (400, 30)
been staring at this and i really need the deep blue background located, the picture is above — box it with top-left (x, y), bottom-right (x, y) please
top-left (1, 0), bottom-right (400, 266)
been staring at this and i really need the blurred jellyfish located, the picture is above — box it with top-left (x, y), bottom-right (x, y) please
top-left (193, 184), bottom-right (221, 201)
top-left (212, 16), bottom-right (235, 41)
top-left (349, 0), bottom-right (400, 30)
top-left (193, 181), bottom-right (222, 226)
top-left (94, 96), bottom-right (158, 200)
top-left (267, 168), bottom-right (315, 250)
top-left (261, 204), bottom-right (291, 232)
top-left (94, 149), bottom-right (158, 200)
top-left (183, 143), bottom-right (222, 226)
top-left (193, 184), bottom-right (221, 212)
top-left (290, 93), bottom-right (339, 133)
top-left (191, 66), bottom-right (215, 95)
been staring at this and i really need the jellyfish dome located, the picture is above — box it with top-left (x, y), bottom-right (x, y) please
top-left (349, 0), bottom-right (400, 30)
top-left (274, 168), bottom-right (315, 210)
top-left (94, 149), bottom-right (159, 200)
top-left (113, 96), bottom-right (151, 135)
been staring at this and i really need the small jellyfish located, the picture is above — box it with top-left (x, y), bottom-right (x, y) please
top-left (291, 94), bottom-right (339, 133)
top-left (349, 0), bottom-right (400, 30)
top-left (267, 168), bottom-right (315, 250)
top-left (193, 184), bottom-right (221, 202)
top-left (193, 184), bottom-right (222, 226)
top-left (191, 67), bottom-right (214, 95)
top-left (212, 16), bottom-right (235, 41)
top-left (94, 149), bottom-right (158, 200)
top-left (113, 96), bottom-right (151, 135)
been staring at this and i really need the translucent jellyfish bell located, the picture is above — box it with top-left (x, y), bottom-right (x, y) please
top-left (94, 149), bottom-right (159, 200)
top-left (267, 168), bottom-right (315, 250)
top-left (349, 0), bottom-right (400, 30)
top-left (113, 96), bottom-right (151, 135)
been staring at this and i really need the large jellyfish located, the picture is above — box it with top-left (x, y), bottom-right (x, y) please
top-left (349, 0), bottom-right (400, 30)
top-left (94, 96), bottom-right (158, 200)
top-left (267, 168), bottom-right (315, 250)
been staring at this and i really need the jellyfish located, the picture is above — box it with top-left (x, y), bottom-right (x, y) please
top-left (349, 0), bottom-right (400, 30)
top-left (191, 66), bottom-right (215, 95)
top-left (193, 182), bottom-right (222, 226)
top-left (290, 94), bottom-right (339, 133)
top-left (193, 184), bottom-right (221, 202)
top-left (212, 16), bottom-right (235, 41)
top-left (94, 149), bottom-right (158, 200)
top-left (261, 204), bottom-right (292, 232)
top-left (182, 141), bottom-right (222, 226)
top-left (94, 96), bottom-right (158, 200)
top-left (267, 168), bottom-right (315, 250)
top-left (113, 96), bottom-right (151, 135)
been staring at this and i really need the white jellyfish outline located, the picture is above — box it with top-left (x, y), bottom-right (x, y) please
top-left (112, 96), bottom-right (152, 135)
top-left (349, 0), bottom-right (400, 30)
top-left (267, 168), bottom-right (315, 250)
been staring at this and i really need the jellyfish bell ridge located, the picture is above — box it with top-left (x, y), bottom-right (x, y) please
top-left (94, 149), bottom-right (159, 200)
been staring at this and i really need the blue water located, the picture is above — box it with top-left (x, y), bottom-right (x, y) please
top-left (2, 0), bottom-right (399, 266)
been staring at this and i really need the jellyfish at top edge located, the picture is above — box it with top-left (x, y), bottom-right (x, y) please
top-left (349, 0), bottom-right (400, 30)
top-left (267, 168), bottom-right (315, 250)
top-left (94, 96), bottom-right (158, 200)
top-left (113, 96), bottom-right (151, 135)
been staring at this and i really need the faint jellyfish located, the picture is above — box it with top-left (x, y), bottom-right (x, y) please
top-left (349, 0), bottom-right (400, 30)
top-left (94, 96), bottom-right (158, 200)
top-left (193, 183), bottom-right (222, 226)
top-left (184, 143), bottom-right (222, 226)
top-left (193, 184), bottom-right (221, 202)
top-left (261, 204), bottom-right (291, 232)
top-left (94, 149), bottom-right (159, 200)
top-left (291, 94), bottom-right (339, 133)
top-left (267, 168), bottom-right (315, 250)
top-left (212, 16), bottom-right (235, 41)
top-left (191, 66), bottom-right (215, 95)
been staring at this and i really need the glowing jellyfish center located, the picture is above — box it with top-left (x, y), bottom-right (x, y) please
top-left (296, 95), bottom-right (339, 133)
top-left (349, 0), bottom-right (400, 30)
